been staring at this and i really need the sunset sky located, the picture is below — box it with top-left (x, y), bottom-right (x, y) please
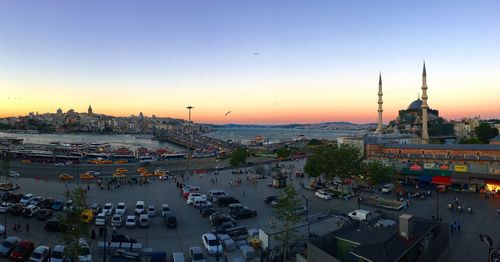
top-left (1, 0), bottom-right (499, 124)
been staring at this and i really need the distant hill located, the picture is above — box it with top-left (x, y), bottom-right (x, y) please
top-left (206, 122), bottom-right (377, 130)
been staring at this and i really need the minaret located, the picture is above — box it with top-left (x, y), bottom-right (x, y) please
top-left (88, 105), bottom-right (93, 115)
top-left (375, 73), bottom-right (383, 134)
top-left (421, 62), bottom-right (429, 143)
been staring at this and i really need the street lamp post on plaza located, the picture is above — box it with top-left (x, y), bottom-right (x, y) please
top-left (185, 106), bottom-right (194, 179)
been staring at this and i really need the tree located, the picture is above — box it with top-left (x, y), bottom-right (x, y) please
top-left (475, 123), bottom-right (499, 143)
top-left (304, 145), bottom-right (362, 192)
top-left (361, 161), bottom-right (396, 186)
top-left (59, 188), bottom-right (91, 261)
top-left (458, 137), bottom-right (482, 144)
top-left (229, 148), bottom-right (248, 167)
top-left (275, 147), bottom-right (292, 160)
top-left (271, 185), bottom-right (303, 261)
top-left (308, 139), bottom-right (321, 146)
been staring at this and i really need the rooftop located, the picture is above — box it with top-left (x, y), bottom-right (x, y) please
top-left (382, 143), bottom-right (500, 151)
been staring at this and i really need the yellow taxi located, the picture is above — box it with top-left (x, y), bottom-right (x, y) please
top-left (112, 173), bottom-right (126, 178)
top-left (115, 168), bottom-right (128, 173)
top-left (154, 170), bottom-right (166, 177)
top-left (101, 159), bottom-right (113, 164)
top-left (81, 209), bottom-right (94, 223)
top-left (58, 174), bottom-right (74, 181)
top-left (140, 172), bottom-right (153, 177)
top-left (137, 167), bottom-right (148, 173)
top-left (21, 159), bottom-right (31, 164)
top-left (80, 173), bottom-right (94, 180)
top-left (114, 159), bottom-right (128, 164)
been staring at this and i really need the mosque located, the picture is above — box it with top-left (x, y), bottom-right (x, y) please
top-left (374, 63), bottom-right (455, 143)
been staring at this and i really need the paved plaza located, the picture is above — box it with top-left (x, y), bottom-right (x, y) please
top-left (2, 159), bottom-right (500, 261)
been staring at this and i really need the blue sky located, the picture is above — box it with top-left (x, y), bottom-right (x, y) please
top-left (1, 0), bottom-right (499, 123)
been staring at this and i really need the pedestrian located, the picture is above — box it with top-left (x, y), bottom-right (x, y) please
top-left (91, 229), bottom-right (96, 240)
top-left (112, 226), bottom-right (117, 235)
top-left (25, 223), bottom-right (30, 233)
top-left (453, 221), bottom-right (457, 233)
top-left (457, 219), bottom-right (461, 232)
top-left (87, 184), bottom-right (91, 191)
top-left (497, 208), bottom-right (500, 216)
top-left (450, 223), bottom-right (454, 234)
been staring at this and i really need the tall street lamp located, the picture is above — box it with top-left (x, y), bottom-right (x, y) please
top-left (185, 106), bottom-right (194, 179)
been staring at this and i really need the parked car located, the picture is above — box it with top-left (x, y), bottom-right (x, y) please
top-left (23, 205), bottom-right (40, 217)
top-left (186, 193), bottom-right (207, 205)
top-left (348, 210), bottom-right (372, 221)
top-left (264, 196), bottom-right (278, 205)
top-left (135, 201), bottom-right (145, 215)
top-left (95, 213), bottom-right (107, 227)
top-left (36, 209), bottom-right (53, 221)
top-left (160, 204), bottom-right (170, 217)
top-left (139, 214), bottom-right (149, 227)
top-left (39, 199), bottom-right (54, 209)
top-left (45, 218), bottom-right (66, 232)
top-left (9, 204), bottom-right (26, 216)
top-left (77, 238), bottom-right (91, 262)
top-left (62, 200), bottom-right (73, 212)
top-left (375, 219), bottom-right (396, 228)
top-left (110, 234), bottom-right (137, 243)
top-left (164, 213), bottom-right (177, 229)
top-left (20, 194), bottom-right (34, 205)
top-left (8, 171), bottom-right (20, 177)
top-left (208, 190), bottom-right (226, 202)
top-left (0, 202), bottom-right (13, 213)
top-left (51, 200), bottom-right (64, 211)
top-left (315, 190), bottom-right (332, 200)
top-left (201, 233), bottom-right (223, 256)
top-left (90, 203), bottom-right (102, 215)
top-left (230, 208), bottom-right (257, 220)
top-left (49, 245), bottom-right (66, 262)
top-left (110, 214), bottom-right (123, 227)
top-left (381, 184), bottom-right (395, 193)
top-left (209, 212), bottom-right (236, 226)
top-left (102, 203), bottom-right (114, 215)
top-left (125, 215), bottom-right (136, 228)
top-left (211, 221), bottom-right (236, 234)
top-left (29, 245), bottom-right (50, 262)
top-left (214, 196), bottom-right (240, 207)
top-left (0, 236), bottom-right (21, 256)
top-left (291, 206), bottom-right (307, 216)
top-left (147, 206), bottom-right (156, 217)
top-left (10, 239), bottom-right (35, 262)
top-left (189, 246), bottom-right (206, 262)
top-left (28, 196), bottom-right (44, 206)
top-left (115, 202), bottom-right (127, 216)
top-left (201, 208), bottom-right (217, 218)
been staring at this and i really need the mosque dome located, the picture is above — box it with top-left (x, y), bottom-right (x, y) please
top-left (407, 98), bottom-right (423, 110)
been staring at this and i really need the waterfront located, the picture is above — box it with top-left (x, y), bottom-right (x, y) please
top-left (0, 132), bottom-right (184, 151)
top-left (205, 127), bottom-right (366, 144)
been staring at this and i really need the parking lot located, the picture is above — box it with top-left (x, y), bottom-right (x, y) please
top-left (1, 159), bottom-right (500, 261)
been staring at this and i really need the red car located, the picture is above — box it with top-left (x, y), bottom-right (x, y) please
top-left (10, 240), bottom-right (35, 262)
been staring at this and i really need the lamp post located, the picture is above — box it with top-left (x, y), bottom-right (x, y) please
top-left (302, 195), bottom-right (310, 240)
top-left (1, 150), bottom-right (9, 239)
top-left (185, 106), bottom-right (194, 179)
top-left (435, 185), bottom-right (440, 221)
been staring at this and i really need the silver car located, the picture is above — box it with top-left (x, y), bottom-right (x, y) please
top-left (0, 236), bottom-right (21, 256)
top-left (111, 214), bottom-right (123, 227)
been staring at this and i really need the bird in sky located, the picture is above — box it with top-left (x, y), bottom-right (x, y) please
top-left (253, 52), bottom-right (260, 56)
top-left (225, 111), bottom-right (232, 116)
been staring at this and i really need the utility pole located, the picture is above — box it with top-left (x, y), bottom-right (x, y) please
top-left (302, 195), bottom-right (310, 240)
top-left (186, 106), bottom-right (194, 179)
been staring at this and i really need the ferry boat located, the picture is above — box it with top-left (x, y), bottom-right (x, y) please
top-left (139, 156), bottom-right (157, 163)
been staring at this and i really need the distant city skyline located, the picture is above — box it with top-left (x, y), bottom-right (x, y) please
top-left (1, 1), bottom-right (499, 124)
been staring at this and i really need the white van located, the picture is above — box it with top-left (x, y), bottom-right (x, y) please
top-left (348, 210), bottom-right (372, 221)
top-left (135, 201), bottom-right (145, 215)
top-left (139, 214), bottom-right (149, 227)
